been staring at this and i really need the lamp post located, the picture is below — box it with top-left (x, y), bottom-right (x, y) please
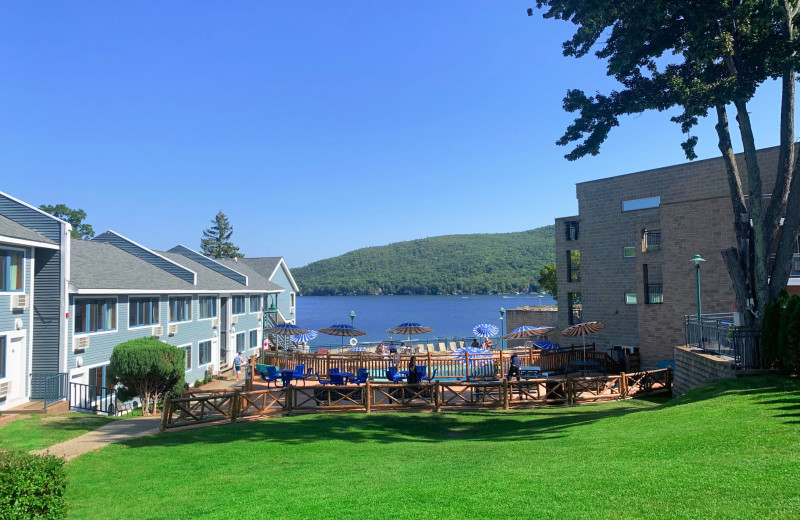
top-left (538, 294), bottom-right (543, 307)
top-left (349, 310), bottom-right (356, 327)
top-left (499, 307), bottom-right (506, 350)
top-left (691, 254), bottom-right (705, 349)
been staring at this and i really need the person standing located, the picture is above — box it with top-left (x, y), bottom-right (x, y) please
top-left (507, 353), bottom-right (521, 382)
top-left (234, 352), bottom-right (244, 381)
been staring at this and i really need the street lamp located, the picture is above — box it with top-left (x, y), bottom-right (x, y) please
top-left (349, 310), bottom-right (356, 327)
top-left (691, 254), bottom-right (705, 349)
top-left (499, 307), bottom-right (506, 350)
top-left (538, 294), bottom-right (543, 307)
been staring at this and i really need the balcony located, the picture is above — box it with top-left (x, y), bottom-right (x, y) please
top-left (646, 283), bottom-right (663, 304)
top-left (644, 231), bottom-right (661, 251)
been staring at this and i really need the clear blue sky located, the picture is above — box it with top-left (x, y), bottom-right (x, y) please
top-left (0, 2), bottom-right (788, 267)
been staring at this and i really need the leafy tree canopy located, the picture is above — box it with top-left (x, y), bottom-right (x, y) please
top-left (538, 263), bottom-right (557, 300)
top-left (201, 210), bottom-right (243, 259)
top-left (40, 203), bottom-right (94, 239)
top-left (535, 0), bottom-right (800, 326)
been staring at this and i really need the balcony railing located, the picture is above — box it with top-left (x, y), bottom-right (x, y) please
top-left (646, 283), bottom-right (663, 304)
top-left (684, 314), bottom-right (761, 369)
top-left (645, 231), bottom-right (661, 251)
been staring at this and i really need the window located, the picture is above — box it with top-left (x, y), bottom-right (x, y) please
top-left (643, 264), bottom-right (664, 304)
top-left (565, 220), bottom-right (580, 241)
top-left (567, 250), bottom-right (581, 283)
top-left (567, 292), bottom-right (582, 325)
top-left (88, 365), bottom-right (111, 401)
top-left (0, 336), bottom-right (6, 378)
top-left (199, 340), bottom-right (212, 365)
top-left (75, 298), bottom-right (117, 334)
top-left (236, 332), bottom-right (245, 352)
top-left (623, 247), bottom-right (636, 258)
top-left (250, 295), bottom-right (261, 313)
top-left (625, 293), bottom-right (638, 305)
top-left (199, 297), bottom-right (217, 319)
top-left (231, 295), bottom-right (245, 315)
top-left (622, 196), bottom-right (660, 212)
top-left (0, 248), bottom-right (24, 292)
top-left (169, 296), bottom-right (192, 322)
top-left (644, 230), bottom-right (662, 251)
top-left (180, 345), bottom-right (191, 370)
top-left (249, 329), bottom-right (258, 350)
top-left (129, 297), bottom-right (159, 327)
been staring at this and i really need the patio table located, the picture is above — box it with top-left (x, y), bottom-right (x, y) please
top-left (280, 369), bottom-right (295, 388)
top-left (568, 361), bottom-right (601, 376)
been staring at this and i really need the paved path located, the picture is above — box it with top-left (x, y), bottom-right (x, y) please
top-left (33, 416), bottom-right (162, 461)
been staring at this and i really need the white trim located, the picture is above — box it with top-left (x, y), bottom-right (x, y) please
top-left (269, 258), bottom-right (300, 293)
top-left (70, 288), bottom-right (283, 295)
top-left (98, 230), bottom-right (198, 285)
top-left (60, 222), bottom-right (71, 374)
top-left (0, 235), bottom-right (59, 250)
top-left (27, 250), bottom-right (34, 399)
top-left (0, 189), bottom-right (72, 225)
top-left (171, 244), bottom-right (249, 286)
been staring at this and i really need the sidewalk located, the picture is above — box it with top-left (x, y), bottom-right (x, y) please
top-left (33, 416), bottom-right (162, 461)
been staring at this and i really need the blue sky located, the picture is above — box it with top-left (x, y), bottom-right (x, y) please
top-left (0, 2), bottom-right (788, 267)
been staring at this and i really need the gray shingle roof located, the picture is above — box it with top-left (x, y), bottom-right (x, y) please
top-left (159, 252), bottom-right (283, 293)
top-left (215, 258), bottom-right (285, 292)
top-left (240, 257), bottom-right (281, 278)
top-left (0, 215), bottom-right (57, 245)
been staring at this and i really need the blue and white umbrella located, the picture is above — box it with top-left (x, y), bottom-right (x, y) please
top-left (452, 346), bottom-right (493, 360)
top-left (472, 324), bottom-right (499, 338)
top-left (533, 340), bottom-right (560, 351)
top-left (265, 323), bottom-right (310, 335)
top-left (290, 330), bottom-right (318, 343)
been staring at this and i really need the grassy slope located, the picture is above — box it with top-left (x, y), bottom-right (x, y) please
top-left (0, 413), bottom-right (118, 452)
top-left (65, 376), bottom-right (800, 519)
top-left (293, 226), bottom-right (555, 295)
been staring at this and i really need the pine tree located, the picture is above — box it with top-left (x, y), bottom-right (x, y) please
top-left (200, 211), bottom-right (243, 259)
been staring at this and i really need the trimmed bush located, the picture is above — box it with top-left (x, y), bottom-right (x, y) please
top-left (0, 451), bottom-right (67, 519)
top-left (762, 298), bottom-right (783, 368)
top-left (108, 337), bottom-right (185, 416)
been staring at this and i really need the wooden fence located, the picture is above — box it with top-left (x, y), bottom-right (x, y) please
top-left (160, 367), bottom-right (671, 431)
top-left (258, 345), bottom-right (612, 381)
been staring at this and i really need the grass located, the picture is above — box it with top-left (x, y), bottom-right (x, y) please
top-left (65, 376), bottom-right (800, 519)
top-left (0, 413), bottom-right (119, 452)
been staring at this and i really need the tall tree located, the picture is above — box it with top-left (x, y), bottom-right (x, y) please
top-left (201, 210), bottom-right (243, 259)
top-left (538, 263), bottom-right (558, 300)
top-left (535, 0), bottom-right (800, 327)
top-left (39, 203), bottom-right (94, 239)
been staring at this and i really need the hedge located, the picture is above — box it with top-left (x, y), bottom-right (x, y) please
top-left (0, 450), bottom-right (67, 519)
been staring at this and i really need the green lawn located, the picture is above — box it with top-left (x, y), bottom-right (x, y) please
top-left (65, 376), bottom-right (800, 519)
top-left (0, 413), bottom-right (119, 452)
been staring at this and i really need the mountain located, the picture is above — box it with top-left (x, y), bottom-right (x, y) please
top-left (294, 226), bottom-right (554, 295)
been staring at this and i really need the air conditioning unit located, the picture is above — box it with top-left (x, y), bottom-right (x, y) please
top-left (211, 318), bottom-right (220, 328)
top-left (168, 323), bottom-right (178, 336)
top-left (11, 294), bottom-right (29, 310)
top-left (0, 381), bottom-right (10, 398)
top-left (231, 316), bottom-right (238, 325)
top-left (152, 325), bottom-right (163, 337)
top-left (289, 306), bottom-right (295, 315)
top-left (74, 336), bottom-right (90, 351)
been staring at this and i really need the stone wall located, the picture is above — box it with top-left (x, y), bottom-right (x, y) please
top-left (673, 345), bottom-right (737, 396)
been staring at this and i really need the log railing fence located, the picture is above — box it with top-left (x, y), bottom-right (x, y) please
top-left (161, 368), bottom-right (672, 431)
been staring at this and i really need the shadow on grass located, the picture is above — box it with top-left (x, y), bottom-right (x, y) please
top-left (119, 400), bottom-right (663, 452)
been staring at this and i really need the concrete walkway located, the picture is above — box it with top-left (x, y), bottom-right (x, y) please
top-left (33, 416), bottom-right (162, 461)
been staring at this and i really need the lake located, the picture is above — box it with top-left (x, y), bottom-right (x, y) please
top-left (297, 294), bottom-right (556, 346)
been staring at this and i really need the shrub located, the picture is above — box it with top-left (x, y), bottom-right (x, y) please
top-left (778, 295), bottom-right (800, 375)
top-left (194, 379), bottom-right (204, 388)
top-left (0, 451), bottom-right (67, 519)
top-left (762, 298), bottom-right (783, 368)
top-left (108, 337), bottom-right (185, 416)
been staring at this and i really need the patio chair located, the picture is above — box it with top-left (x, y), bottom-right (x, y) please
top-left (351, 368), bottom-right (370, 385)
top-left (315, 371), bottom-right (331, 386)
top-left (417, 365), bottom-right (427, 381)
top-left (261, 365), bottom-right (282, 387)
top-left (292, 364), bottom-right (309, 385)
top-left (385, 366), bottom-right (404, 383)
top-left (422, 368), bottom-right (437, 383)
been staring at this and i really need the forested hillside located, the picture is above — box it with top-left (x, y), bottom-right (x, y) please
top-left (294, 226), bottom-right (554, 295)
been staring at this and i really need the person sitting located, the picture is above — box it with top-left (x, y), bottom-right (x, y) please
top-left (471, 338), bottom-right (480, 348)
top-left (407, 355), bottom-right (420, 385)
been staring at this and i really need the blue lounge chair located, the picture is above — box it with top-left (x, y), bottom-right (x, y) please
top-left (386, 366), bottom-right (404, 383)
top-left (261, 365), bottom-right (282, 387)
top-left (351, 368), bottom-right (369, 385)
top-left (417, 365), bottom-right (427, 381)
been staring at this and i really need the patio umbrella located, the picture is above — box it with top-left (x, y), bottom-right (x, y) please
top-left (472, 323), bottom-right (499, 348)
top-left (290, 330), bottom-right (318, 344)
top-left (502, 325), bottom-right (554, 340)
top-left (264, 323), bottom-right (310, 336)
top-left (562, 321), bottom-right (606, 360)
top-left (387, 322), bottom-right (434, 336)
top-left (452, 346), bottom-right (494, 376)
top-left (533, 340), bottom-right (560, 351)
top-left (319, 324), bottom-right (367, 346)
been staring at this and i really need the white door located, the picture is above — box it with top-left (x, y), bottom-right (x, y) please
top-left (2, 334), bottom-right (26, 404)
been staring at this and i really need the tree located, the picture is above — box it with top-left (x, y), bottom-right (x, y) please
top-left (538, 263), bottom-right (557, 300)
top-left (534, 0), bottom-right (800, 328)
top-left (201, 210), bottom-right (243, 259)
top-left (778, 294), bottom-right (800, 373)
top-left (39, 203), bottom-right (94, 239)
top-left (107, 337), bottom-right (185, 416)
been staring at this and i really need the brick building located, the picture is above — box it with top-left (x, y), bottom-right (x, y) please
top-left (554, 146), bottom-right (800, 368)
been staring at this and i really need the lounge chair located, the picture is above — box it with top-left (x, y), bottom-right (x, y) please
top-left (448, 342), bottom-right (457, 351)
top-left (438, 342), bottom-right (446, 351)
top-left (351, 368), bottom-right (369, 385)
top-left (385, 366), bottom-right (404, 383)
top-left (261, 365), bottom-right (282, 387)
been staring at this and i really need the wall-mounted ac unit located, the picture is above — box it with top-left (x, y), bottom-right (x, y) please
top-left (11, 294), bottom-right (29, 310)
top-left (168, 323), bottom-right (178, 336)
top-left (289, 306), bottom-right (295, 315)
top-left (0, 381), bottom-right (10, 398)
top-left (231, 316), bottom-right (238, 325)
top-left (211, 318), bottom-right (220, 328)
top-left (74, 336), bottom-right (90, 351)
top-left (152, 325), bottom-right (163, 337)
